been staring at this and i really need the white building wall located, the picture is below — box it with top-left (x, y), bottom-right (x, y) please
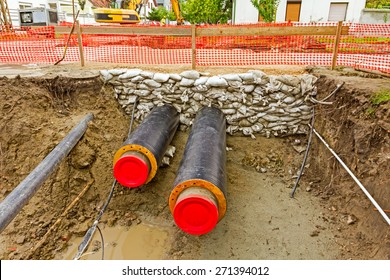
top-left (232, 0), bottom-right (258, 24)
top-left (276, 0), bottom-right (366, 23)
top-left (8, 0), bottom-right (98, 26)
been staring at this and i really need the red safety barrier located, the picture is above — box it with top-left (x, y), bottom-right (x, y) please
top-left (0, 23), bottom-right (389, 73)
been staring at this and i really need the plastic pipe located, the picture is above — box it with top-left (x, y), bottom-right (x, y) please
top-left (169, 107), bottom-right (227, 235)
top-left (0, 113), bottom-right (94, 234)
top-left (113, 104), bottom-right (179, 188)
top-left (311, 126), bottom-right (390, 226)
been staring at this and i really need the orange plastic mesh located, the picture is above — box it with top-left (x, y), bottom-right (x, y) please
top-left (0, 23), bottom-right (389, 73)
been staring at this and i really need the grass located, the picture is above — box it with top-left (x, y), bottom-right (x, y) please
top-left (371, 89), bottom-right (390, 105)
top-left (366, 89), bottom-right (390, 118)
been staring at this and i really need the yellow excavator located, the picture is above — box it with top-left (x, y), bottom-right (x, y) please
top-left (94, 0), bottom-right (184, 25)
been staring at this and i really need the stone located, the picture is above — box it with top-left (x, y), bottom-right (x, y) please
top-left (140, 71), bottom-right (154, 79)
top-left (276, 75), bottom-right (301, 88)
top-left (243, 85), bottom-right (255, 93)
top-left (180, 78), bottom-right (195, 87)
top-left (248, 70), bottom-right (267, 79)
top-left (134, 90), bottom-right (151, 97)
top-left (194, 77), bottom-right (209, 86)
top-left (206, 76), bottom-right (228, 87)
top-left (131, 76), bottom-right (145, 83)
top-left (118, 69), bottom-right (142, 79)
top-left (222, 108), bottom-right (236, 115)
top-left (143, 79), bottom-right (162, 88)
top-left (137, 83), bottom-right (149, 90)
top-left (100, 70), bottom-right (113, 82)
top-left (221, 74), bottom-right (242, 82)
top-left (108, 69), bottom-right (127, 76)
top-left (238, 119), bottom-right (251, 127)
top-left (347, 215), bottom-right (357, 225)
top-left (180, 115), bottom-right (192, 126)
top-left (262, 115), bottom-right (282, 122)
top-left (180, 70), bottom-right (200, 79)
top-left (165, 145), bottom-right (176, 158)
top-left (15, 236), bottom-right (25, 244)
top-left (153, 73), bottom-right (170, 83)
top-left (239, 73), bottom-right (255, 82)
top-left (251, 124), bottom-right (264, 132)
top-left (161, 156), bottom-right (170, 166)
top-left (242, 127), bottom-right (254, 136)
top-left (169, 73), bottom-right (182, 81)
top-left (283, 96), bottom-right (296, 104)
top-left (293, 146), bottom-right (307, 154)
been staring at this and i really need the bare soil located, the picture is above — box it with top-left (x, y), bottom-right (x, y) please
top-left (0, 64), bottom-right (388, 260)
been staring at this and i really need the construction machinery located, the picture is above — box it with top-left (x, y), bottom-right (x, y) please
top-left (19, 7), bottom-right (58, 27)
top-left (171, 0), bottom-right (184, 25)
top-left (0, 0), bottom-right (13, 32)
top-left (94, 0), bottom-right (146, 24)
top-left (94, 0), bottom-right (184, 25)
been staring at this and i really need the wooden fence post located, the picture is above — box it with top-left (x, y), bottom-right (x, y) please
top-left (191, 24), bottom-right (196, 70)
top-left (75, 20), bottom-right (85, 67)
top-left (331, 21), bottom-right (343, 70)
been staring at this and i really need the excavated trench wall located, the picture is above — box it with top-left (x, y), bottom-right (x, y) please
top-left (101, 69), bottom-right (317, 137)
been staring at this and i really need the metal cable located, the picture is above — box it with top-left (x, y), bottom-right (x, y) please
top-left (73, 98), bottom-right (138, 260)
top-left (290, 82), bottom-right (345, 198)
top-left (290, 108), bottom-right (315, 198)
top-left (96, 225), bottom-right (104, 260)
top-left (319, 81), bottom-right (345, 102)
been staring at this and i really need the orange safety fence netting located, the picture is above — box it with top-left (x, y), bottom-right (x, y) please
top-left (0, 22), bottom-right (389, 73)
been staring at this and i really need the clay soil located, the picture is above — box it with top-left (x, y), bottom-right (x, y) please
top-left (0, 64), bottom-right (389, 260)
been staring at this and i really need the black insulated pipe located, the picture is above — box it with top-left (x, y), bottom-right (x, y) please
top-left (113, 104), bottom-right (180, 188)
top-left (0, 113), bottom-right (94, 234)
top-left (169, 106), bottom-right (227, 235)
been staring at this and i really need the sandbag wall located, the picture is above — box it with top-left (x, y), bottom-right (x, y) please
top-left (101, 69), bottom-right (317, 137)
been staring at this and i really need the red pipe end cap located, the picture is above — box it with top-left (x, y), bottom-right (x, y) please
top-left (114, 154), bottom-right (149, 188)
top-left (173, 195), bottom-right (219, 235)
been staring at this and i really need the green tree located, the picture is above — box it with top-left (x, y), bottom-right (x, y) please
top-left (181, 0), bottom-right (232, 24)
top-left (366, 0), bottom-right (390, 8)
top-left (147, 6), bottom-right (175, 21)
top-left (250, 0), bottom-right (279, 22)
top-left (78, 0), bottom-right (86, 10)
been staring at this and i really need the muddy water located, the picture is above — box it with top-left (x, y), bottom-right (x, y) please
top-left (61, 223), bottom-right (169, 260)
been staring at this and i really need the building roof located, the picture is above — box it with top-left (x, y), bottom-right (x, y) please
top-left (88, 0), bottom-right (110, 7)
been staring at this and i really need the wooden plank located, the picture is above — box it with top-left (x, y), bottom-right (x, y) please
top-left (191, 24), bottom-right (196, 70)
top-left (55, 26), bottom-right (192, 36)
top-left (196, 25), bottom-right (349, 37)
top-left (331, 21), bottom-right (343, 70)
top-left (75, 21), bottom-right (85, 67)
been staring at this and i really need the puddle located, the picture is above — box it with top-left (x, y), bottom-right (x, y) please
top-left (61, 223), bottom-right (169, 260)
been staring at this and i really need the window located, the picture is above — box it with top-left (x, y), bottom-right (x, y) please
top-left (20, 12), bottom-right (33, 23)
top-left (19, 2), bottom-right (32, 9)
top-left (328, 2), bottom-right (348, 21)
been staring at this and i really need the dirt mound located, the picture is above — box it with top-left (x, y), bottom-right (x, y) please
top-left (306, 73), bottom-right (390, 259)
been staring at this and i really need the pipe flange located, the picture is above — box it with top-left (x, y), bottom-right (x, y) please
top-left (169, 179), bottom-right (227, 221)
top-left (113, 144), bottom-right (158, 184)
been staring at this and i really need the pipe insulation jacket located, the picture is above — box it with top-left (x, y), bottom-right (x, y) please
top-left (169, 106), bottom-right (227, 235)
top-left (0, 113), bottom-right (94, 234)
top-left (113, 104), bottom-right (180, 188)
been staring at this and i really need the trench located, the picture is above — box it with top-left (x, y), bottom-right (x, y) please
top-left (0, 68), bottom-right (388, 260)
